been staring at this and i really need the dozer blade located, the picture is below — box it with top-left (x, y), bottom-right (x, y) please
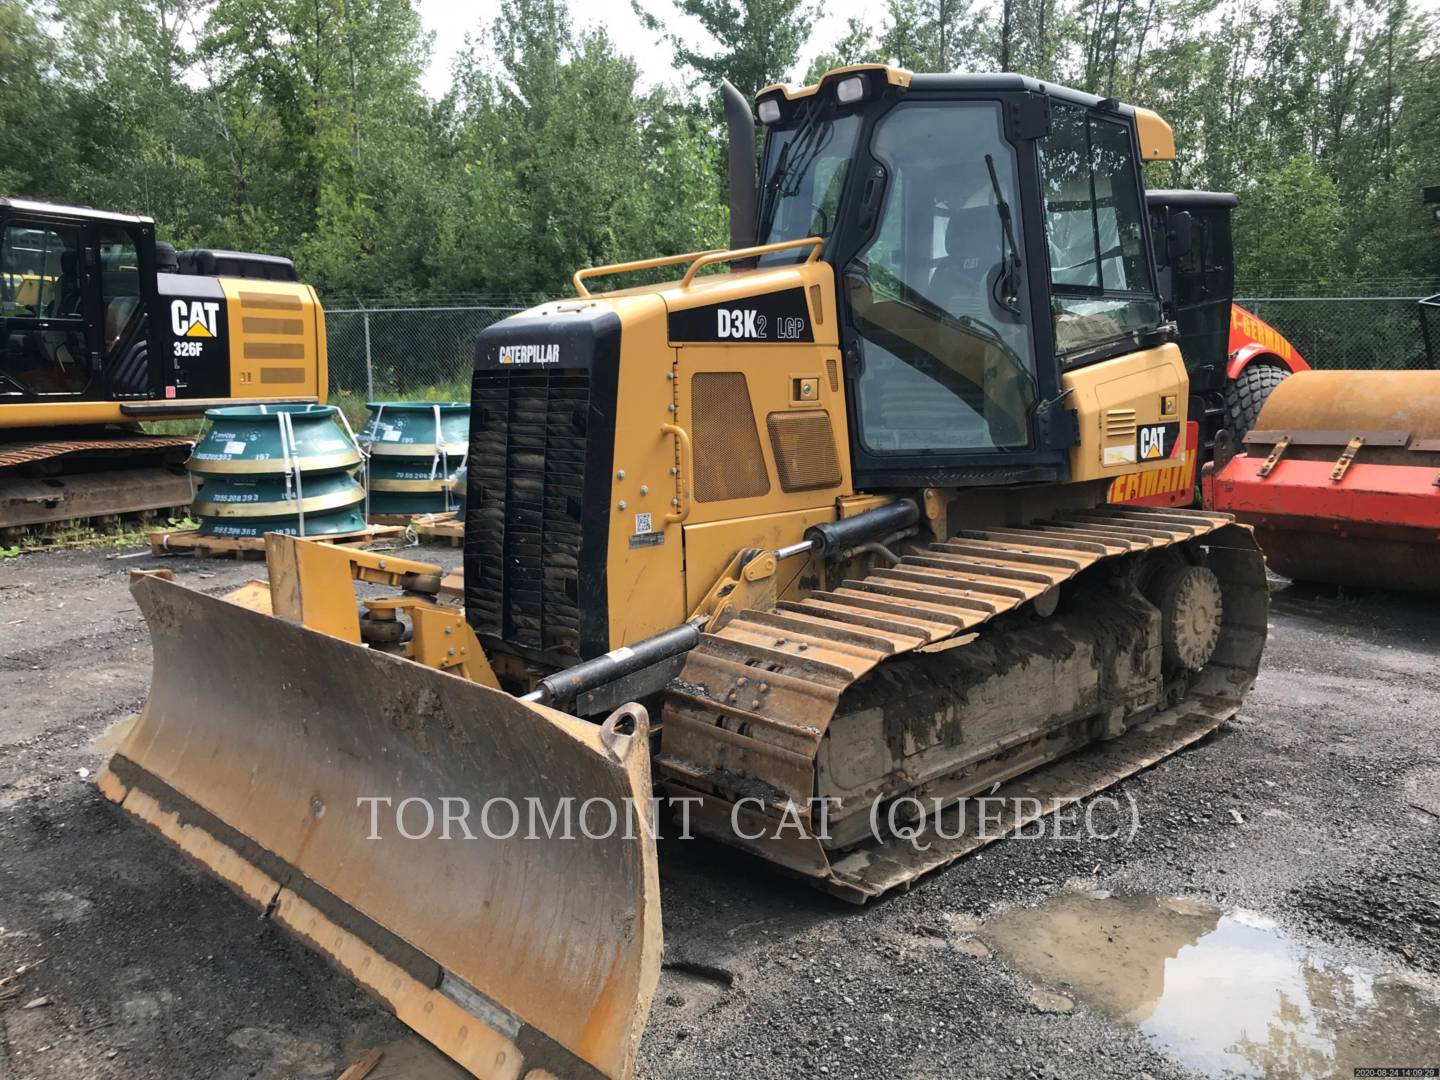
top-left (98, 574), bottom-right (661, 1080)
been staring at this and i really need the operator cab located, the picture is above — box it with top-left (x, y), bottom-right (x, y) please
top-left (748, 67), bottom-right (1175, 487)
top-left (0, 198), bottom-right (303, 407)
top-left (0, 199), bottom-right (158, 402)
top-left (1146, 188), bottom-right (1238, 397)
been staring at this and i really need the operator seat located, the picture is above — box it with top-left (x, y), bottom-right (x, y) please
top-left (927, 205), bottom-right (997, 324)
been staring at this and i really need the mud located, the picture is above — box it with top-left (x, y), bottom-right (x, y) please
top-left (1, 546), bottom-right (1438, 1079)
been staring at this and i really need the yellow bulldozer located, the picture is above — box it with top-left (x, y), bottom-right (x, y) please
top-left (0, 197), bottom-right (326, 532)
top-left (98, 68), bottom-right (1268, 1079)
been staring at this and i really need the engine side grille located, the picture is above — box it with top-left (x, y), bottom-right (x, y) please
top-left (768, 409), bottom-right (842, 492)
top-left (691, 372), bottom-right (770, 503)
top-left (467, 368), bottom-right (591, 658)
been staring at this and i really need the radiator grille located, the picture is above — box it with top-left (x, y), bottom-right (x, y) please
top-left (691, 372), bottom-right (769, 502)
top-left (768, 409), bottom-right (842, 491)
top-left (468, 368), bottom-right (590, 658)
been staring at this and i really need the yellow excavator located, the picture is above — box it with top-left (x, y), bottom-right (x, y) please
top-left (98, 68), bottom-right (1267, 1079)
top-left (0, 198), bottom-right (326, 531)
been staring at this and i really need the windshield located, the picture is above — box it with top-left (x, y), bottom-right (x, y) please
top-left (755, 106), bottom-right (863, 265)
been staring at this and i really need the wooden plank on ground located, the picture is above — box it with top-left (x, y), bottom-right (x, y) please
top-left (336, 1048), bottom-right (383, 1080)
top-left (147, 524), bottom-right (405, 560)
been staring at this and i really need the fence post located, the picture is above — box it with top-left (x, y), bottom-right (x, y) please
top-left (1421, 296), bottom-right (1438, 370)
top-left (360, 298), bottom-right (374, 401)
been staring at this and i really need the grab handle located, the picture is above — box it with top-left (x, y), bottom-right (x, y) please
top-left (661, 422), bottom-right (693, 524)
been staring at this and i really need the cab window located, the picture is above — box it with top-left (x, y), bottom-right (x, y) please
top-left (756, 108), bottom-right (863, 265)
top-left (844, 100), bottom-right (1036, 453)
top-left (99, 227), bottom-right (142, 353)
top-left (1174, 211), bottom-right (1231, 307)
top-left (1, 223), bottom-right (82, 319)
top-left (1040, 103), bottom-right (1161, 356)
top-left (0, 221), bottom-right (90, 396)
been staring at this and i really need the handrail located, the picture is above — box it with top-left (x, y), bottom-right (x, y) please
top-left (572, 236), bottom-right (824, 298)
top-left (678, 237), bottom-right (822, 289)
top-left (573, 248), bottom-right (725, 298)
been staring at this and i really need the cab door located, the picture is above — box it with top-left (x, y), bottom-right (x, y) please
top-left (94, 221), bottom-right (157, 399)
top-left (0, 214), bottom-right (102, 401)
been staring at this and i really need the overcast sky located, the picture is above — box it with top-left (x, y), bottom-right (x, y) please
top-left (415, 0), bottom-right (878, 97)
top-left (416, 0), bottom-right (1440, 99)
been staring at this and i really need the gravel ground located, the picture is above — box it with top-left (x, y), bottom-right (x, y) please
top-left (1, 542), bottom-right (1437, 1079)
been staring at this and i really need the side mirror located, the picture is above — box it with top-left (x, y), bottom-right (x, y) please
top-left (1167, 210), bottom-right (1194, 261)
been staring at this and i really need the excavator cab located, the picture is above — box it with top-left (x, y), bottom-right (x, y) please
top-left (0, 198), bottom-right (324, 418)
top-left (0, 201), bottom-right (149, 400)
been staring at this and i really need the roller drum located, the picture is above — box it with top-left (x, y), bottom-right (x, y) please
top-left (1209, 370), bottom-right (1440, 594)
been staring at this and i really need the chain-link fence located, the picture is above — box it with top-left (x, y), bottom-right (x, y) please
top-left (322, 294), bottom-right (1438, 415)
top-left (325, 303), bottom-right (527, 415)
top-left (1236, 295), bottom-right (1435, 370)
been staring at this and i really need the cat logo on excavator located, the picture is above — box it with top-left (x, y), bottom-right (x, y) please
top-left (171, 298), bottom-right (220, 338)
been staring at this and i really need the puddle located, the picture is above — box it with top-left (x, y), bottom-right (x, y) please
top-left (980, 892), bottom-right (1440, 1078)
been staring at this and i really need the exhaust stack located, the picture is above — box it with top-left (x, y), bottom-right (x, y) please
top-left (721, 79), bottom-right (757, 252)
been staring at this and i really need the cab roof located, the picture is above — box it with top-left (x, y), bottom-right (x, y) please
top-left (0, 197), bottom-right (154, 227)
top-left (1147, 189), bottom-right (1239, 210)
top-left (755, 65), bottom-right (1176, 161)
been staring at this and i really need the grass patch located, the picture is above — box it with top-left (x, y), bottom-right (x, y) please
top-left (330, 381), bottom-right (471, 431)
top-left (141, 418), bottom-right (207, 437)
top-left (2, 513), bottom-right (197, 556)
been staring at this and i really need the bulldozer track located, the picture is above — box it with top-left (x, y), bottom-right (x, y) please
top-left (659, 505), bottom-right (1263, 897)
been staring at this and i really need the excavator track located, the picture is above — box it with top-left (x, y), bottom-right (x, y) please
top-left (1, 436), bottom-right (197, 532)
top-left (657, 506), bottom-right (1268, 901)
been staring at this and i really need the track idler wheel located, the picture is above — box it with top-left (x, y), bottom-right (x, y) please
top-left (1148, 561), bottom-right (1223, 671)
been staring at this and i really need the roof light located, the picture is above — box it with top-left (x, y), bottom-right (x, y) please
top-left (757, 99), bottom-right (781, 125)
top-left (834, 76), bottom-right (866, 104)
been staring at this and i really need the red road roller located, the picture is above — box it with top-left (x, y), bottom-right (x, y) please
top-left (1207, 369), bottom-right (1440, 593)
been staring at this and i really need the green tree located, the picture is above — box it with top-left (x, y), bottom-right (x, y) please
top-left (0, 0), bottom-right (67, 195)
top-left (875, 0), bottom-right (984, 72)
top-left (1233, 154), bottom-right (1343, 289)
top-left (634, 0), bottom-right (818, 97)
top-left (804, 17), bottom-right (880, 84)
top-left (438, 0), bottom-right (725, 298)
top-left (198, 0), bottom-right (443, 293)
